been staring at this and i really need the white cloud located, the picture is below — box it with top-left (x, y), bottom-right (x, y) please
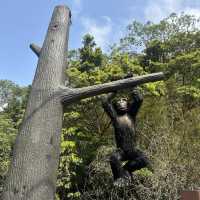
top-left (144, 0), bottom-right (200, 22)
top-left (80, 16), bottom-right (113, 50)
top-left (70, 1), bottom-right (122, 51)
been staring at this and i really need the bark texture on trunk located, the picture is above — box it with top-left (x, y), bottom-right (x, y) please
top-left (3, 6), bottom-right (71, 200)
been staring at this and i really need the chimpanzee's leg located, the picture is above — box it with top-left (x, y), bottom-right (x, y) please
top-left (110, 149), bottom-right (130, 180)
top-left (123, 149), bottom-right (150, 173)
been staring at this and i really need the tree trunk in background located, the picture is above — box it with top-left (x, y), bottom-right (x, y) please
top-left (3, 6), bottom-right (71, 200)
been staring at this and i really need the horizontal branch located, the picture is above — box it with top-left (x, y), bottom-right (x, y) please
top-left (60, 72), bottom-right (165, 104)
top-left (30, 43), bottom-right (41, 57)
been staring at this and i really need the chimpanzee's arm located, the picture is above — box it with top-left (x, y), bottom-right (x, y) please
top-left (128, 88), bottom-right (143, 118)
top-left (101, 92), bottom-right (117, 120)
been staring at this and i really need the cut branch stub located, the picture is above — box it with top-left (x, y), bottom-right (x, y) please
top-left (30, 43), bottom-right (42, 57)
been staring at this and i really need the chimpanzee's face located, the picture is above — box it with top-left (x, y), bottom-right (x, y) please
top-left (115, 98), bottom-right (128, 112)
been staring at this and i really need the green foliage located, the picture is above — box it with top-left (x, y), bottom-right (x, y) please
top-left (56, 15), bottom-right (200, 198)
top-left (0, 80), bottom-right (19, 106)
top-left (65, 13), bottom-right (200, 199)
top-left (121, 13), bottom-right (200, 51)
top-left (0, 113), bottom-right (16, 192)
top-left (167, 50), bottom-right (200, 110)
top-left (0, 80), bottom-right (29, 194)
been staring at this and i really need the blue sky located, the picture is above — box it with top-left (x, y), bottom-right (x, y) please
top-left (1, 0), bottom-right (200, 86)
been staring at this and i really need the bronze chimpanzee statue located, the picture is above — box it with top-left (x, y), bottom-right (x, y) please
top-left (101, 84), bottom-right (150, 186)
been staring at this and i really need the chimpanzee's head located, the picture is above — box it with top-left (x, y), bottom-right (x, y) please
top-left (113, 98), bottom-right (129, 114)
